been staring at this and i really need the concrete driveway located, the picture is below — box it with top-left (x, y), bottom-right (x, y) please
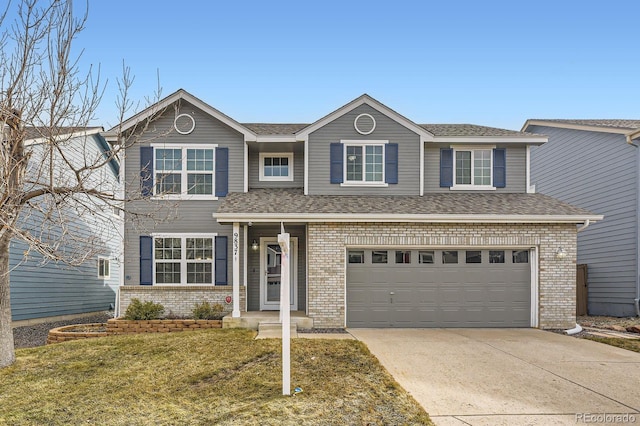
top-left (348, 329), bottom-right (640, 426)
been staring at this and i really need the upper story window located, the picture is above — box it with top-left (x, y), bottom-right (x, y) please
top-left (330, 140), bottom-right (398, 186)
top-left (151, 144), bottom-right (217, 199)
top-left (98, 257), bottom-right (110, 279)
top-left (259, 152), bottom-right (294, 181)
top-left (440, 146), bottom-right (505, 190)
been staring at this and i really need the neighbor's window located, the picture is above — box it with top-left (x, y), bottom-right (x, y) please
top-left (154, 234), bottom-right (215, 284)
top-left (419, 251), bottom-right (435, 264)
top-left (153, 145), bottom-right (215, 198)
top-left (442, 250), bottom-right (458, 264)
top-left (372, 250), bottom-right (388, 264)
top-left (344, 142), bottom-right (385, 184)
top-left (513, 250), bottom-right (529, 264)
top-left (260, 152), bottom-right (294, 181)
top-left (348, 251), bottom-right (365, 264)
top-left (454, 148), bottom-right (492, 187)
top-left (395, 250), bottom-right (411, 264)
top-left (98, 257), bottom-right (110, 279)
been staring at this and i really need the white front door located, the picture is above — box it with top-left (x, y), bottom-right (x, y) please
top-left (260, 237), bottom-right (298, 310)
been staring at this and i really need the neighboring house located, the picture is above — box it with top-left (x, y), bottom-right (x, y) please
top-left (9, 127), bottom-right (121, 322)
top-left (112, 90), bottom-right (600, 330)
top-left (523, 119), bottom-right (640, 317)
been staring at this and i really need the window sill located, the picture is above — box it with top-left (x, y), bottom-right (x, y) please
top-left (152, 283), bottom-right (217, 286)
top-left (340, 182), bottom-right (388, 188)
top-left (259, 177), bottom-right (294, 182)
top-left (449, 186), bottom-right (496, 191)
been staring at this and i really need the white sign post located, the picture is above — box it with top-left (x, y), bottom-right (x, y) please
top-left (277, 222), bottom-right (291, 396)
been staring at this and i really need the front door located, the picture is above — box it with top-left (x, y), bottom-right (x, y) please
top-left (260, 237), bottom-right (297, 310)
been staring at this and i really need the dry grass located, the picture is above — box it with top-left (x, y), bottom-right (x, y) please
top-left (585, 336), bottom-right (640, 353)
top-left (0, 329), bottom-right (432, 425)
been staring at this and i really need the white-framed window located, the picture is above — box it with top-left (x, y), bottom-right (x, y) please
top-left (452, 146), bottom-right (495, 190)
top-left (342, 140), bottom-right (387, 186)
top-left (151, 144), bottom-right (217, 200)
top-left (259, 152), bottom-right (294, 181)
top-left (152, 233), bottom-right (217, 285)
top-left (98, 257), bottom-right (110, 279)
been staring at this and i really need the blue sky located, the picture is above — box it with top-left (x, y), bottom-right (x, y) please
top-left (71, 0), bottom-right (638, 130)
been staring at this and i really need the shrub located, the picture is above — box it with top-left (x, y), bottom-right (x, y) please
top-left (123, 298), bottom-right (165, 320)
top-left (192, 301), bottom-right (225, 320)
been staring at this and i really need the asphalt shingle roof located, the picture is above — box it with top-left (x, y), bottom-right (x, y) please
top-left (216, 189), bottom-right (596, 217)
top-left (530, 119), bottom-right (640, 130)
top-left (241, 123), bottom-right (538, 137)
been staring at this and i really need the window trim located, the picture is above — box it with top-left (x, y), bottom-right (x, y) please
top-left (259, 152), bottom-right (294, 182)
top-left (340, 140), bottom-right (388, 187)
top-left (151, 233), bottom-right (217, 286)
top-left (451, 145), bottom-right (496, 191)
top-left (97, 257), bottom-right (110, 279)
top-left (150, 143), bottom-right (218, 200)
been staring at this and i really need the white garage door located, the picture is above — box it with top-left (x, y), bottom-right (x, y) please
top-left (347, 248), bottom-right (531, 328)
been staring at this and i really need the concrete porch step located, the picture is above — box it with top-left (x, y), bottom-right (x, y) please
top-left (258, 322), bottom-right (298, 333)
top-left (223, 311), bottom-right (313, 330)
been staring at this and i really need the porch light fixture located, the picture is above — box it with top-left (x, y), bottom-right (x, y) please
top-left (251, 239), bottom-right (259, 251)
top-left (556, 247), bottom-right (567, 260)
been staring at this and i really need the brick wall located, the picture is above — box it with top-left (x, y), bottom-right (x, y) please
top-left (307, 222), bottom-right (577, 329)
top-left (117, 286), bottom-right (246, 318)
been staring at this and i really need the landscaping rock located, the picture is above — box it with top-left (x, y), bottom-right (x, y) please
top-left (625, 325), bottom-right (640, 334)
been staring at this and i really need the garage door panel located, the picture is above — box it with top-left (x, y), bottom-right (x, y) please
top-left (347, 248), bottom-right (532, 328)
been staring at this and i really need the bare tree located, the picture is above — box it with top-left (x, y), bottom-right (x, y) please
top-left (0, 0), bottom-right (169, 368)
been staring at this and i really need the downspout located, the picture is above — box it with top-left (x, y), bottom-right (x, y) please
top-left (565, 219), bottom-right (591, 334)
top-left (626, 133), bottom-right (640, 317)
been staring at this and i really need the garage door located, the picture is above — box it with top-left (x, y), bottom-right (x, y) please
top-left (347, 249), bottom-right (531, 328)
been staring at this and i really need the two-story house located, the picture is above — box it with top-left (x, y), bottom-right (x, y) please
top-left (524, 119), bottom-right (640, 317)
top-left (112, 90), bottom-right (601, 330)
top-left (10, 127), bottom-right (121, 323)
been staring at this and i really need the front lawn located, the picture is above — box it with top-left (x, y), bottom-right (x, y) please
top-left (585, 336), bottom-right (640, 353)
top-left (0, 329), bottom-right (432, 425)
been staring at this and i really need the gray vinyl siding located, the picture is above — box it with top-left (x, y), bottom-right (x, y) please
top-left (307, 104), bottom-right (420, 195)
top-left (246, 225), bottom-right (306, 312)
top-left (424, 144), bottom-right (527, 193)
top-left (529, 125), bottom-right (637, 316)
top-left (248, 142), bottom-right (304, 189)
top-left (123, 100), bottom-right (245, 286)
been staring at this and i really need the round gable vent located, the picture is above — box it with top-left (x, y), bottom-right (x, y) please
top-left (174, 113), bottom-right (196, 135)
top-left (354, 113), bottom-right (376, 135)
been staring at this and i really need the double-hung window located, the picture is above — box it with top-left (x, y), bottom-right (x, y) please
top-left (343, 141), bottom-right (386, 185)
top-left (152, 144), bottom-right (216, 199)
top-left (259, 152), bottom-right (294, 181)
top-left (153, 234), bottom-right (216, 285)
top-left (453, 147), bottom-right (494, 189)
top-left (98, 257), bottom-right (110, 279)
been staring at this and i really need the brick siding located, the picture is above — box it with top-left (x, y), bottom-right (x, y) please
top-left (117, 286), bottom-right (246, 318)
top-left (307, 222), bottom-right (577, 329)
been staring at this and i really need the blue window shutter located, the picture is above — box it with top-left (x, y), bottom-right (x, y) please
top-left (140, 236), bottom-right (153, 285)
top-left (215, 236), bottom-right (228, 285)
top-left (493, 148), bottom-right (506, 188)
top-left (140, 147), bottom-right (153, 196)
top-left (215, 147), bottom-right (229, 197)
top-left (385, 143), bottom-right (398, 184)
top-left (440, 148), bottom-right (453, 187)
top-left (330, 143), bottom-right (343, 184)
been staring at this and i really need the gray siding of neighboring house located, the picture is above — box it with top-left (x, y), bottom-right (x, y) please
top-left (123, 100), bottom-right (245, 287)
top-left (529, 125), bottom-right (637, 316)
top-left (307, 104), bottom-right (421, 195)
top-left (10, 134), bottom-right (120, 321)
top-left (248, 142), bottom-right (304, 189)
top-left (424, 144), bottom-right (527, 193)
top-left (246, 225), bottom-right (306, 312)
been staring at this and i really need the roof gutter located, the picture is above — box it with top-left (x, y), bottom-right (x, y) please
top-left (214, 212), bottom-right (603, 224)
